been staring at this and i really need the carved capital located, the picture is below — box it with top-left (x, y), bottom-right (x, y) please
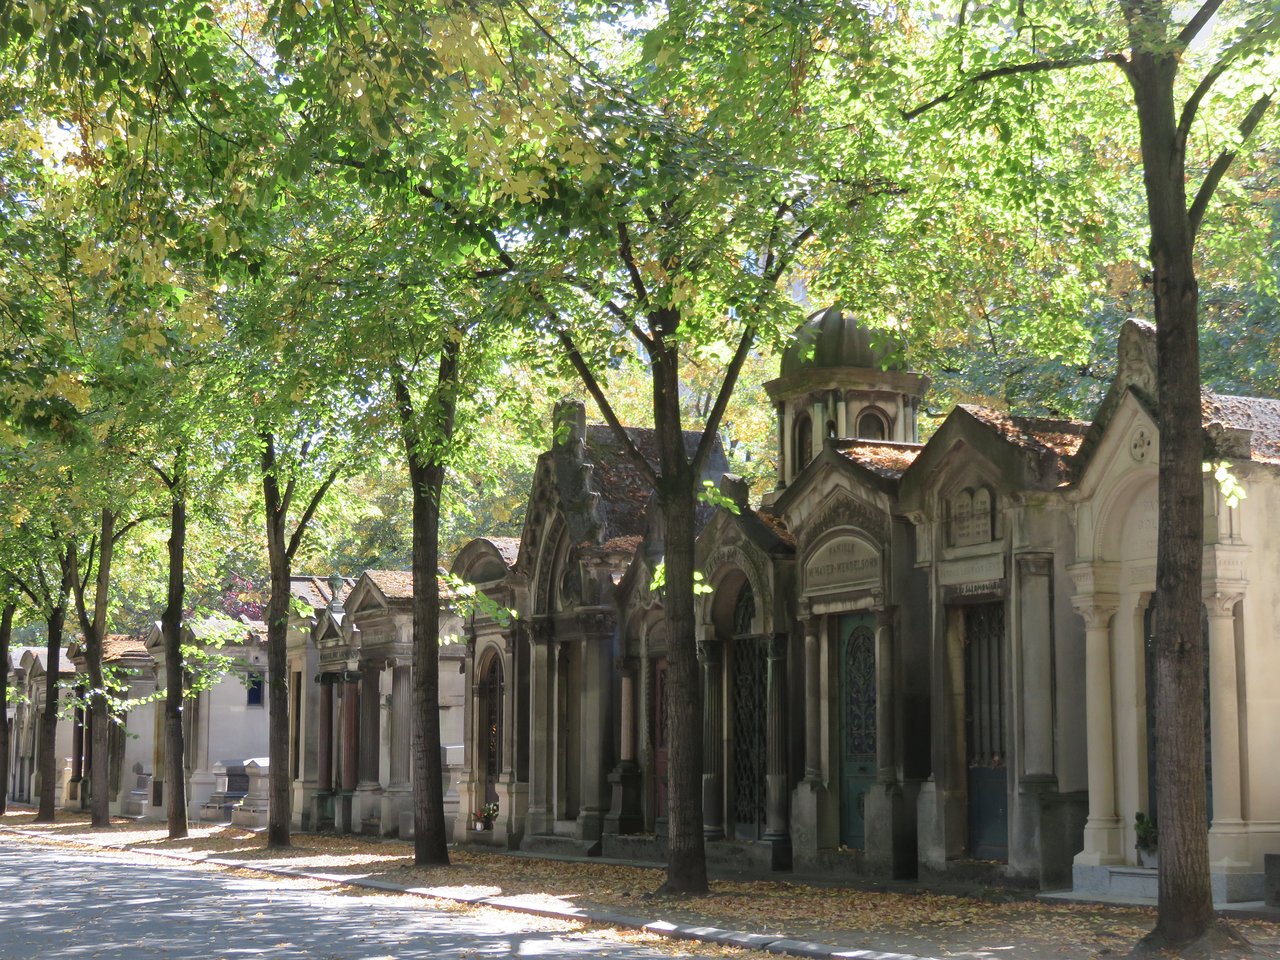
top-left (1201, 589), bottom-right (1244, 618)
top-left (1072, 597), bottom-right (1118, 631)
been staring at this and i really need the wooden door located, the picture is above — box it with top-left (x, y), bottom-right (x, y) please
top-left (839, 613), bottom-right (878, 849)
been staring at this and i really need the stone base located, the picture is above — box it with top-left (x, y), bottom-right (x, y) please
top-left (521, 832), bottom-right (602, 858)
top-left (232, 800), bottom-right (270, 829)
top-left (1265, 854), bottom-right (1280, 907)
top-left (601, 833), bottom-right (665, 862)
top-left (603, 763), bottom-right (643, 836)
top-left (1071, 863), bottom-right (1263, 903)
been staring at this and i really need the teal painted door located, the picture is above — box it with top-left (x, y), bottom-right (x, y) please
top-left (964, 603), bottom-right (1008, 862)
top-left (839, 613), bottom-right (877, 849)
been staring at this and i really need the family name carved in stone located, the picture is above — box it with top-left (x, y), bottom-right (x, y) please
top-left (938, 554), bottom-right (1004, 587)
top-left (804, 537), bottom-right (880, 593)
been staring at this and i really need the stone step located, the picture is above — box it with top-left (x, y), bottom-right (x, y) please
top-left (521, 833), bottom-right (601, 858)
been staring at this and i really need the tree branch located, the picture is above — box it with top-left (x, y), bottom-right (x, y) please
top-left (1178, 0), bottom-right (1228, 46)
top-left (286, 468), bottom-right (341, 561)
top-left (553, 322), bottom-right (660, 489)
top-left (150, 463), bottom-right (174, 489)
top-left (616, 222), bottom-right (649, 308)
top-left (1189, 92), bottom-right (1274, 242)
top-left (693, 324), bottom-right (757, 476)
top-left (903, 54), bottom-right (1129, 119)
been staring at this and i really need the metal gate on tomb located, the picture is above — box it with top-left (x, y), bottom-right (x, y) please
top-left (731, 584), bottom-right (768, 840)
top-left (839, 612), bottom-right (877, 849)
top-left (481, 657), bottom-right (504, 805)
top-left (963, 602), bottom-right (1008, 862)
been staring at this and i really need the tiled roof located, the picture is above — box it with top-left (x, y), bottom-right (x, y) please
top-left (102, 634), bottom-right (151, 663)
top-left (581, 425), bottom-right (722, 539)
top-left (366, 570), bottom-right (415, 600)
top-left (15, 646), bottom-right (76, 674)
top-left (484, 537), bottom-right (521, 566)
top-left (599, 535), bottom-right (643, 554)
top-left (188, 617), bottom-right (266, 644)
top-left (290, 574), bottom-right (355, 609)
top-left (1203, 392), bottom-right (1280, 462)
top-left (836, 440), bottom-right (923, 479)
top-left (959, 405), bottom-right (1088, 472)
top-left (753, 509), bottom-right (796, 549)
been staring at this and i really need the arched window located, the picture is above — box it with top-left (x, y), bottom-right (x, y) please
top-left (793, 413), bottom-right (813, 475)
top-left (857, 410), bottom-right (887, 441)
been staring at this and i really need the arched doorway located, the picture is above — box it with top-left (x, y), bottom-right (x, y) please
top-left (839, 612), bottom-right (876, 848)
top-left (478, 655), bottom-right (504, 805)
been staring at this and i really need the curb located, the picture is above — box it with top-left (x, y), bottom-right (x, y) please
top-left (0, 825), bottom-right (935, 960)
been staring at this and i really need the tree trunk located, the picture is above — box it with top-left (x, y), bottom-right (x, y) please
top-left (0, 601), bottom-right (14, 816)
top-left (1128, 38), bottom-right (1216, 950)
top-left (262, 445), bottom-right (293, 849)
top-left (84, 644), bottom-right (111, 827)
top-left (76, 508), bottom-right (117, 828)
top-left (394, 343), bottom-right (459, 868)
top-left (651, 330), bottom-right (709, 895)
top-left (36, 600), bottom-right (66, 823)
top-left (162, 463), bottom-right (189, 839)
top-left (657, 477), bottom-right (708, 894)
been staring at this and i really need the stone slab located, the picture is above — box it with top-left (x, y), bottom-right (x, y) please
top-left (1266, 854), bottom-right (1280, 908)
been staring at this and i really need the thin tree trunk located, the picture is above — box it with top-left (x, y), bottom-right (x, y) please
top-left (1127, 34), bottom-right (1218, 951)
top-left (657, 477), bottom-right (707, 894)
top-left (262, 436), bottom-right (294, 849)
top-left (36, 600), bottom-right (67, 823)
top-left (0, 601), bottom-right (14, 816)
top-left (162, 458), bottom-right (189, 839)
top-left (647, 327), bottom-right (709, 896)
top-left (74, 509), bottom-right (117, 828)
top-left (394, 342), bottom-right (459, 867)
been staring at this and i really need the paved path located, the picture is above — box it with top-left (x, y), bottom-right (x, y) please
top-left (0, 838), bottom-right (687, 959)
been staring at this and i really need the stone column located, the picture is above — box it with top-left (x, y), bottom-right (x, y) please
top-left (339, 677), bottom-right (359, 832)
top-left (836, 390), bottom-right (848, 439)
top-left (700, 633), bottom-right (725, 840)
top-left (70, 697), bottom-right (84, 801)
top-left (526, 622), bottom-right (553, 835)
top-left (358, 667), bottom-right (381, 784)
top-left (875, 609), bottom-right (896, 783)
top-left (1018, 556), bottom-right (1056, 778)
top-left (389, 665), bottom-right (412, 789)
top-left (774, 402), bottom-right (787, 490)
top-left (803, 617), bottom-right (821, 781)
top-left (1073, 598), bottom-right (1123, 864)
top-left (764, 633), bottom-right (791, 867)
top-left (605, 657), bottom-right (642, 836)
top-left (315, 676), bottom-right (334, 829)
top-left (1205, 591), bottom-right (1248, 868)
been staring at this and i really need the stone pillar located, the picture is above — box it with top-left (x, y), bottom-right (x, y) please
top-left (381, 663), bottom-right (412, 837)
top-left (1073, 598), bottom-right (1123, 865)
top-left (70, 697), bottom-right (84, 802)
top-left (339, 677), bottom-right (359, 831)
top-left (875, 609), bottom-right (895, 782)
top-left (1205, 591), bottom-right (1248, 869)
top-left (836, 390), bottom-right (848, 439)
top-left (525, 621), bottom-right (553, 836)
top-left (315, 677), bottom-right (334, 827)
top-left (354, 664), bottom-right (382, 832)
top-left (1018, 556), bottom-right (1056, 778)
top-left (604, 658), bottom-right (642, 836)
top-left (701, 633), bottom-right (725, 840)
top-left (803, 618), bottom-right (821, 780)
top-left (764, 633), bottom-right (791, 867)
top-left (774, 402), bottom-right (786, 490)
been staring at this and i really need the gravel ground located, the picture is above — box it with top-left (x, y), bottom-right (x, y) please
top-left (5, 811), bottom-right (1278, 959)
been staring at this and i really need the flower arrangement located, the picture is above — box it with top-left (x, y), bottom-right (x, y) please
top-left (473, 801), bottom-right (499, 829)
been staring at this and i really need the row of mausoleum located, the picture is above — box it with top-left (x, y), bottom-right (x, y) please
top-left (7, 309), bottom-right (1280, 903)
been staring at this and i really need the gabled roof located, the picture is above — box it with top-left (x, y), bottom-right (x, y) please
top-left (186, 616), bottom-right (267, 645)
top-left (103, 634), bottom-right (151, 663)
top-left (290, 574), bottom-right (355, 610)
top-left (16, 646), bottom-right (75, 675)
top-left (957, 406), bottom-right (1088, 476)
top-left (836, 440), bottom-right (924, 480)
top-left (364, 570), bottom-right (414, 600)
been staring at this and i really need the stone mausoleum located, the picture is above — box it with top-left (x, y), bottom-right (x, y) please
top-left (432, 308), bottom-right (1280, 902)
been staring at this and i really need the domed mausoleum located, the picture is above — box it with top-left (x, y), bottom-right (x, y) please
top-left (766, 306), bottom-right (930, 489)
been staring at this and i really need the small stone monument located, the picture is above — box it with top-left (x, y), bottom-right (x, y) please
top-left (200, 760), bottom-right (250, 821)
top-left (231, 758), bottom-right (271, 829)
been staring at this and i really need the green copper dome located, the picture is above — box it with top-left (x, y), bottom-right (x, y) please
top-left (780, 306), bottom-right (906, 377)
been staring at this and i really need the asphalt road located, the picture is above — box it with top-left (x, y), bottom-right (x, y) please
top-left (0, 839), bottom-right (680, 959)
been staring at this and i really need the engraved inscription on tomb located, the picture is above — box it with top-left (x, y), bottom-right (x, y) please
top-left (804, 537), bottom-right (881, 594)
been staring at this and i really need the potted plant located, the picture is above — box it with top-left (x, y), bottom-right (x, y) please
top-left (473, 800), bottom-right (499, 831)
top-left (1135, 811), bottom-right (1158, 868)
